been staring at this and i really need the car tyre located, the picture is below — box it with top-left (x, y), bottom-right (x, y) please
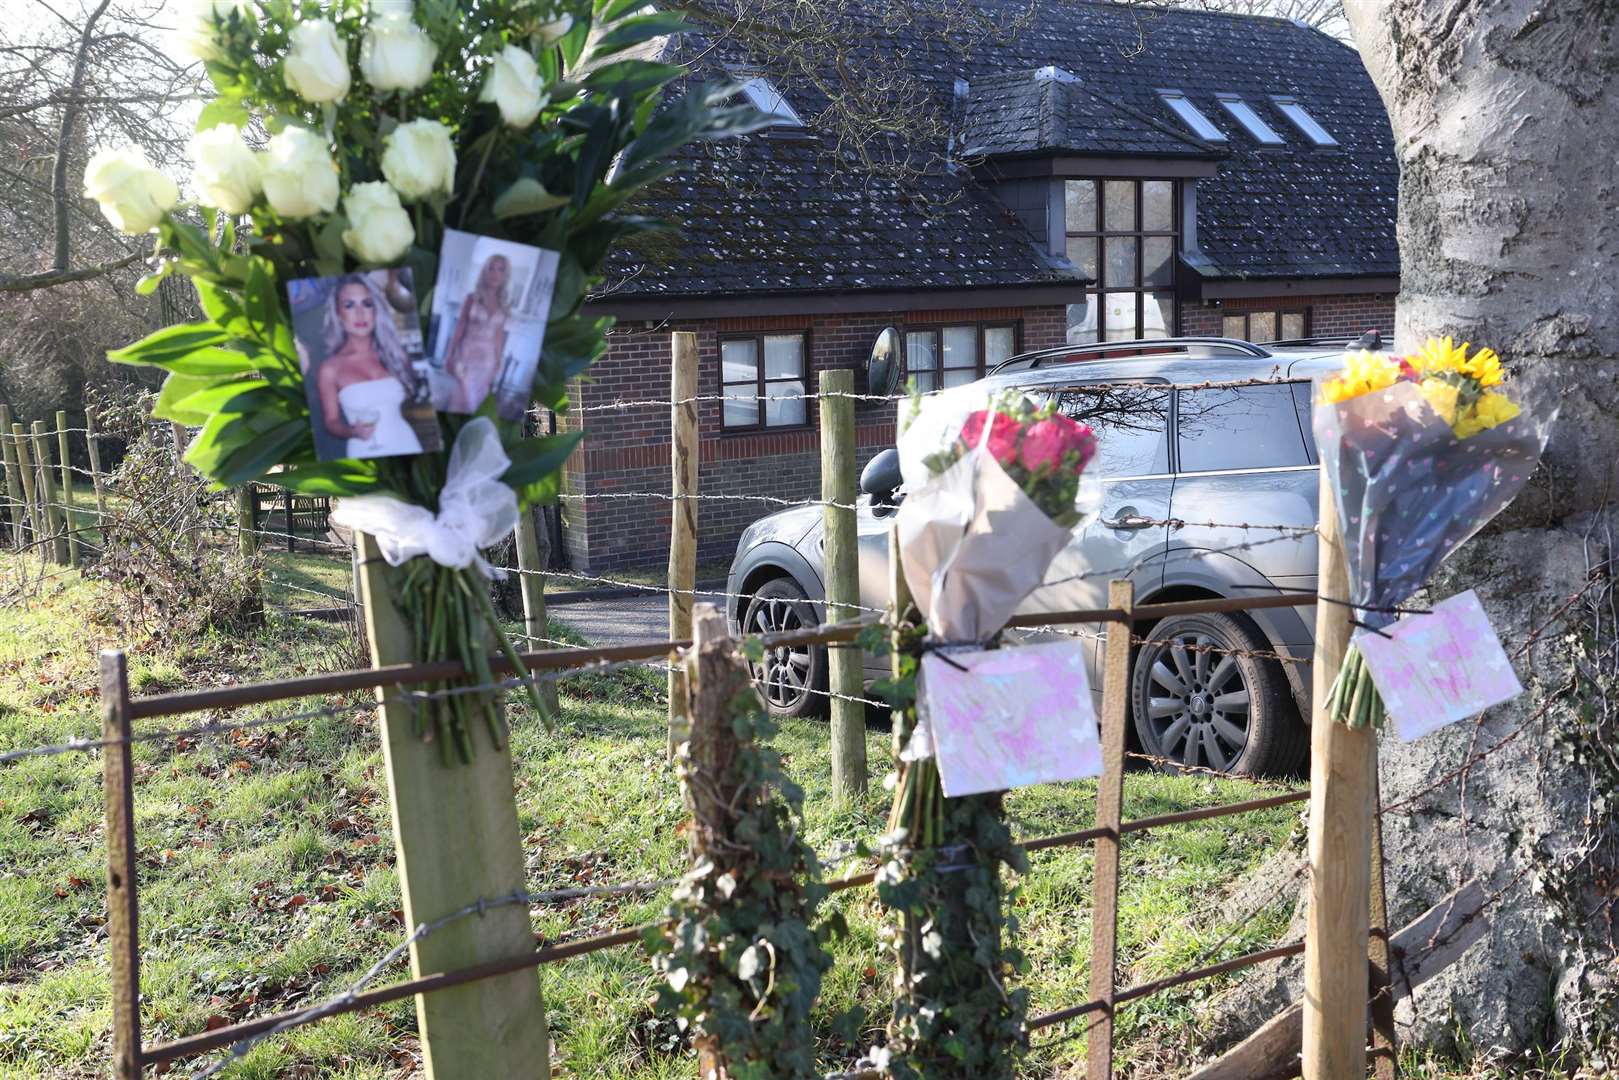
top-left (1128, 612), bottom-right (1304, 777)
top-left (740, 576), bottom-right (827, 719)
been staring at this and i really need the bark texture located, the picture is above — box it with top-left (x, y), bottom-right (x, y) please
top-left (1205, 1), bottom-right (1619, 1065)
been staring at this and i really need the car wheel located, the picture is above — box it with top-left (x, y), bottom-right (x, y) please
top-left (1128, 612), bottom-right (1304, 777)
top-left (741, 577), bottom-right (827, 718)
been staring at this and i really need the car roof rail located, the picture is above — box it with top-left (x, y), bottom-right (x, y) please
top-left (989, 336), bottom-right (1272, 375)
top-left (1263, 330), bottom-right (1382, 350)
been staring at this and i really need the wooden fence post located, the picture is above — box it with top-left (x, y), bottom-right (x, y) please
top-left (889, 524), bottom-right (916, 755)
top-left (1086, 580), bottom-right (1134, 1080)
top-left (170, 421), bottom-right (189, 475)
top-left (85, 407), bottom-right (108, 525)
top-left (819, 368), bottom-right (866, 800)
top-left (514, 505), bottom-right (559, 715)
top-left (31, 420), bottom-right (67, 565)
top-left (0, 405), bottom-right (23, 548)
top-left (56, 411), bottom-right (79, 568)
top-left (1303, 468), bottom-right (1376, 1080)
top-left (10, 424), bottom-right (39, 552)
top-left (237, 486), bottom-right (257, 559)
top-left (667, 331), bottom-right (700, 755)
top-left (353, 535), bottom-right (550, 1079)
top-left (100, 650), bottom-right (143, 1080)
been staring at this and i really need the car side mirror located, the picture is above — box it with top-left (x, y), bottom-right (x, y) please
top-left (860, 448), bottom-right (902, 509)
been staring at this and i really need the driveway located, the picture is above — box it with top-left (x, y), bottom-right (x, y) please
top-left (547, 587), bottom-right (728, 649)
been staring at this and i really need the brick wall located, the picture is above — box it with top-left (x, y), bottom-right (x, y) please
top-left (560, 305), bottom-right (1068, 570)
top-left (1178, 292), bottom-right (1396, 339)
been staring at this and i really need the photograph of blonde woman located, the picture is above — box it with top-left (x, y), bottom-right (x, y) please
top-left (290, 269), bottom-right (442, 461)
top-left (428, 228), bottom-right (561, 421)
top-left (442, 254), bottom-right (511, 413)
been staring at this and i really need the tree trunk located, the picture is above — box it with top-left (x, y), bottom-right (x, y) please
top-left (1211, 2), bottom-right (1619, 1062)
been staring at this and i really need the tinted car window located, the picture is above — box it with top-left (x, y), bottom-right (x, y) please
top-left (1289, 380), bottom-right (1319, 463)
top-left (1046, 384), bottom-right (1171, 476)
top-left (1176, 384), bottom-right (1311, 472)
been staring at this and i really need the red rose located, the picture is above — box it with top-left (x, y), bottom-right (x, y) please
top-left (1020, 419), bottom-right (1067, 472)
top-left (961, 409), bottom-right (1023, 466)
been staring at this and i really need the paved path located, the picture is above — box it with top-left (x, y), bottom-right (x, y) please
top-left (547, 588), bottom-right (727, 649)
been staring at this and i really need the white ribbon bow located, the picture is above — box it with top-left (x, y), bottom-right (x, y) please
top-left (330, 417), bottom-right (517, 580)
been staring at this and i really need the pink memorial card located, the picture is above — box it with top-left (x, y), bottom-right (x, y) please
top-left (918, 641), bottom-right (1102, 797)
top-left (1355, 590), bottom-right (1522, 742)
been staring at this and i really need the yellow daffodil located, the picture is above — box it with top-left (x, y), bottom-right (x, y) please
top-left (1418, 377), bottom-right (1460, 425)
top-left (1320, 350), bottom-right (1403, 404)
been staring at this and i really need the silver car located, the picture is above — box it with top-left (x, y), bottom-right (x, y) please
top-left (726, 336), bottom-right (1358, 776)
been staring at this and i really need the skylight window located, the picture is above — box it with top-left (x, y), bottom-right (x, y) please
top-left (1216, 94), bottom-right (1284, 144)
top-left (1158, 90), bottom-right (1226, 142)
top-left (1271, 95), bottom-right (1338, 146)
top-left (738, 76), bottom-right (803, 128)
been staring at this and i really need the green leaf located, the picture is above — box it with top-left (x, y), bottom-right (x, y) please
top-left (492, 177), bottom-right (570, 219)
top-left (152, 346), bottom-right (262, 377)
top-left (210, 419), bottom-right (312, 487)
top-left (195, 278), bottom-right (244, 325)
top-left (107, 322), bottom-right (230, 368)
top-left (169, 381), bottom-right (281, 420)
top-left (153, 371), bottom-right (234, 426)
top-left (196, 98), bottom-right (250, 133)
top-left (502, 431), bottom-right (585, 506)
top-left (270, 461), bottom-right (387, 497)
top-left (588, 13), bottom-right (689, 62)
top-left (581, 60), bottom-right (685, 98)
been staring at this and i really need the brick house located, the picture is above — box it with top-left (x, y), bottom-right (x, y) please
top-left (563, 2), bottom-right (1398, 570)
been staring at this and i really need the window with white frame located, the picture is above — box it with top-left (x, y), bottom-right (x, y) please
top-left (1216, 94), bottom-right (1284, 144)
top-left (737, 76), bottom-right (803, 128)
top-left (904, 323), bottom-right (1018, 390)
top-left (720, 333), bottom-right (808, 430)
top-left (1063, 178), bottom-right (1179, 344)
top-left (1158, 90), bottom-right (1226, 142)
top-left (1271, 95), bottom-right (1337, 146)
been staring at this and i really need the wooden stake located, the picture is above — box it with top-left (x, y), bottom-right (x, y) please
top-left (667, 330), bottom-right (700, 755)
top-left (888, 524), bottom-right (916, 754)
top-left (514, 505), bottom-right (559, 715)
top-left (1086, 580), bottom-right (1134, 1080)
top-left (100, 650), bottom-right (143, 1080)
top-left (1367, 775), bottom-right (1398, 1079)
top-left (85, 407), bottom-right (108, 524)
top-left (1303, 467), bottom-right (1376, 1080)
top-left (55, 411), bottom-right (79, 568)
top-left (31, 420), bottom-right (67, 565)
top-left (819, 368), bottom-right (866, 800)
top-left (10, 424), bottom-right (39, 553)
top-left (170, 420), bottom-right (189, 476)
top-left (0, 405), bottom-right (23, 548)
top-left (353, 535), bottom-right (550, 1080)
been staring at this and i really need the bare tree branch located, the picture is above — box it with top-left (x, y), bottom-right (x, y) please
top-left (0, 249), bottom-right (142, 293)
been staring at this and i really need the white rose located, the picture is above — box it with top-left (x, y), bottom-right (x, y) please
top-left (360, 12), bottom-right (436, 92)
top-left (261, 126), bottom-right (339, 219)
top-left (284, 19), bottom-right (351, 104)
top-left (381, 119), bottom-right (456, 200)
top-left (190, 125), bottom-right (262, 214)
top-left (342, 181), bottom-right (415, 264)
top-left (173, 0), bottom-right (245, 63)
top-left (82, 147), bottom-right (178, 234)
top-left (479, 45), bottom-right (543, 129)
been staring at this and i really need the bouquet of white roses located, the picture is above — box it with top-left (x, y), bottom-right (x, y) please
top-left (89, 0), bottom-right (767, 763)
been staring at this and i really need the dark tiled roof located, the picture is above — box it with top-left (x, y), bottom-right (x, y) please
top-left (961, 67), bottom-right (1222, 160)
top-left (602, 1), bottom-right (1398, 300)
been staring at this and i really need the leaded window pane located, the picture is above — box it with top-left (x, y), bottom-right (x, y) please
top-left (1105, 236), bottom-right (1138, 289)
top-left (1064, 180), bottom-right (1097, 232)
top-left (1104, 180), bottom-right (1136, 231)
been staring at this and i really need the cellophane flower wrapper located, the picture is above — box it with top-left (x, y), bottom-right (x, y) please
top-left (895, 386), bottom-right (1101, 643)
top-left (1312, 375), bottom-right (1557, 631)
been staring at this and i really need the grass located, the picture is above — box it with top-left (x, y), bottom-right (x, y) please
top-left (0, 551), bottom-right (1526, 1079)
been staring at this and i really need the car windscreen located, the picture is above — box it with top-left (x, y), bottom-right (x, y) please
top-left (1044, 384), bottom-right (1171, 478)
top-left (1175, 383), bottom-right (1313, 472)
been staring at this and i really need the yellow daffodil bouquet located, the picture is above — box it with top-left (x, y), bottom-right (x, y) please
top-left (1313, 338), bottom-right (1555, 727)
top-left (87, 0), bottom-right (769, 763)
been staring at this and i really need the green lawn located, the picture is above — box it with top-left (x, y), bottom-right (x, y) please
top-left (0, 554), bottom-right (1536, 1079)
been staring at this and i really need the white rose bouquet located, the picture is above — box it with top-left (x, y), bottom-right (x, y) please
top-left (93, 0), bottom-right (769, 763)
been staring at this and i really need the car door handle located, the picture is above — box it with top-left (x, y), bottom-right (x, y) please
top-left (1101, 509), bottom-right (1157, 530)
